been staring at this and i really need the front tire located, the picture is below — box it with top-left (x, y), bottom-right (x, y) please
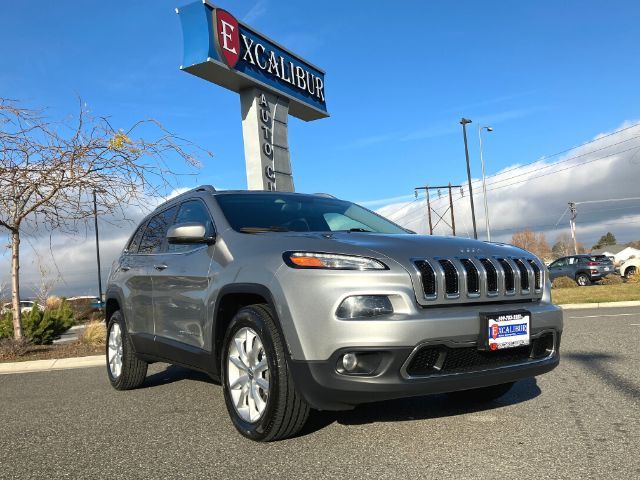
top-left (106, 310), bottom-right (148, 390)
top-left (222, 304), bottom-right (309, 441)
top-left (447, 382), bottom-right (515, 403)
top-left (625, 266), bottom-right (637, 279)
top-left (576, 273), bottom-right (590, 286)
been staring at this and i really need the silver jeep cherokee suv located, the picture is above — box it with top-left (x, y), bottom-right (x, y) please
top-left (105, 186), bottom-right (562, 441)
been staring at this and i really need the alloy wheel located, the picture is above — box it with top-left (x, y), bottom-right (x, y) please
top-left (107, 323), bottom-right (123, 379)
top-left (226, 327), bottom-right (270, 423)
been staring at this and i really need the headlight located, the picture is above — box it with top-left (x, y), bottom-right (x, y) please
top-left (336, 295), bottom-right (393, 319)
top-left (284, 252), bottom-right (388, 270)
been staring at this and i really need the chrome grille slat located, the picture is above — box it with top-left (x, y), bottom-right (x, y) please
top-left (438, 259), bottom-right (459, 296)
top-left (479, 258), bottom-right (498, 293)
top-left (527, 259), bottom-right (542, 291)
top-left (413, 256), bottom-right (543, 305)
top-left (460, 259), bottom-right (480, 295)
top-left (514, 258), bottom-right (531, 292)
top-left (497, 258), bottom-right (515, 293)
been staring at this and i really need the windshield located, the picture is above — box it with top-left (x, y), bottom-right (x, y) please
top-left (215, 193), bottom-right (409, 234)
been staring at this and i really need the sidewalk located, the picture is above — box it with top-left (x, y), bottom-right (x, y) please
top-left (559, 300), bottom-right (640, 310)
top-left (0, 355), bottom-right (104, 375)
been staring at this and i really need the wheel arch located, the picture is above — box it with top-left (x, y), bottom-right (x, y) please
top-left (212, 283), bottom-right (290, 368)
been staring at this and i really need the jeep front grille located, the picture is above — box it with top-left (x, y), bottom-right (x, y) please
top-left (460, 259), bottom-right (480, 294)
top-left (412, 257), bottom-right (544, 305)
top-left (498, 258), bottom-right (515, 292)
top-left (414, 260), bottom-right (436, 297)
top-left (438, 259), bottom-right (459, 295)
top-left (480, 258), bottom-right (498, 293)
top-left (528, 259), bottom-right (542, 290)
top-left (514, 259), bottom-right (530, 291)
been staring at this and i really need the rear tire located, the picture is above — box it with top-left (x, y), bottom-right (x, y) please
top-left (576, 273), bottom-right (590, 286)
top-left (221, 304), bottom-right (310, 441)
top-left (447, 382), bottom-right (515, 403)
top-left (106, 310), bottom-right (148, 390)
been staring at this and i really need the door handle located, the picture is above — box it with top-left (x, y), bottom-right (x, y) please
top-left (120, 266), bottom-right (130, 272)
top-left (154, 264), bottom-right (168, 271)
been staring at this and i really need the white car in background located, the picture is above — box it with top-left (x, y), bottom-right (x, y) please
top-left (618, 257), bottom-right (639, 278)
top-left (1, 300), bottom-right (44, 315)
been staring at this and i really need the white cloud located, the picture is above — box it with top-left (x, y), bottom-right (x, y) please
top-left (377, 121), bottom-right (640, 247)
top-left (0, 187), bottom-right (195, 299)
top-left (242, 0), bottom-right (268, 24)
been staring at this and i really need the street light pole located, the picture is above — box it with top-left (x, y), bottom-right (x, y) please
top-left (478, 125), bottom-right (493, 241)
top-left (460, 118), bottom-right (478, 239)
top-left (93, 190), bottom-right (103, 306)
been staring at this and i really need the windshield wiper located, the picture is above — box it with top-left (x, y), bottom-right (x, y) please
top-left (342, 228), bottom-right (373, 233)
top-left (239, 226), bottom-right (289, 233)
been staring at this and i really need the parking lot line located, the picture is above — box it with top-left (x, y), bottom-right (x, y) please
top-left (569, 313), bottom-right (637, 319)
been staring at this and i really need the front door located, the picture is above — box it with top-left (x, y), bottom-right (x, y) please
top-left (152, 199), bottom-right (216, 350)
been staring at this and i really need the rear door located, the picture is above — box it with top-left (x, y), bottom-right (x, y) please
top-left (117, 220), bottom-right (154, 336)
top-left (152, 199), bottom-right (216, 350)
top-left (132, 207), bottom-right (178, 336)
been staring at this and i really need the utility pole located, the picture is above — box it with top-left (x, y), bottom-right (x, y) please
top-left (569, 201), bottom-right (578, 254)
top-left (425, 185), bottom-right (433, 234)
top-left (415, 184), bottom-right (462, 236)
top-left (460, 118), bottom-right (478, 239)
top-left (93, 190), bottom-right (103, 307)
top-left (448, 182), bottom-right (456, 236)
top-left (478, 125), bottom-right (493, 241)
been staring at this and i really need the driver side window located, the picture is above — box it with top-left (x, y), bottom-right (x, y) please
top-left (167, 199), bottom-right (215, 253)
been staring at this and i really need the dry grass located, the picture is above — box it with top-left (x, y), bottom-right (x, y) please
top-left (79, 321), bottom-right (106, 347)
top-left (45, 296), bottom-right (62, 310)
top-left (553, 282), bottom-right (640, 304)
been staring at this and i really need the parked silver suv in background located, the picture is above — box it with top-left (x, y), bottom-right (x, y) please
top-left (105, 186), bottom-right (562, 441)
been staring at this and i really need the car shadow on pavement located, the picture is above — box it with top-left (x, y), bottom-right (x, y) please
top-left (300, 378), bottom-right (541, 436)
top-left (142, 364), bottom-right (220, 389)
top-left (562, 352), bottom-right (639, 400)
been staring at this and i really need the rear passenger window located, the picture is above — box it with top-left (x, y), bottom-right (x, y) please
top-left (167, 200), bottom-right (215, 253)
top-left (138, 207), bottom-right (178, 254)
top-left (127, 222), bottom-right (147, 253)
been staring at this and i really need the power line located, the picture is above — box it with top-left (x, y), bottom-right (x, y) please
top-left (468, 122), bottom-right (640, 188)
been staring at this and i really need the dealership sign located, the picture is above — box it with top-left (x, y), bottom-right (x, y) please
top-left (177, 1), bottom-right (328, 121)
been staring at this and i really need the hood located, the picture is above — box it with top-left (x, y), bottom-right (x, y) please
top-left (275, 232), bottom-right (533, 262)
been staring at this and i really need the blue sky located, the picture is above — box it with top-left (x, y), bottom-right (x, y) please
top-left (3, 0), bottom-right (640, 203)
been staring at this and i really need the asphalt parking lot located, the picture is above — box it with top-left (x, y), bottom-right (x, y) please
top-left (1, 306), bottom-right (638, 480)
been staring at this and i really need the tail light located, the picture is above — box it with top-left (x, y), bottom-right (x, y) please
top-left (587, 262), bottom-right (599, 266)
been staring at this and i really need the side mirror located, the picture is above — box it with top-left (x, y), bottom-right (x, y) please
top-left (167, 222), bottom-right (216, 244)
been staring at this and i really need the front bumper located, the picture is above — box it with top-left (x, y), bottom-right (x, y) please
top-left (289, 330), bottom-right (561, 411)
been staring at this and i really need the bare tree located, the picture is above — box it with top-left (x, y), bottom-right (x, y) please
top-left (551, 233), bottom-right (586, 259)
top-left (30, 258), bottom-right (60, 307)
top-left (0, 99), bottom-right (209, 338)
top-left (510, 229), bottom-right (551, 260)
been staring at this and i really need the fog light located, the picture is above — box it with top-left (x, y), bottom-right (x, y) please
top-left (336, 295), bottom-right (393, 319)
top-left (342, 353), bottom-right (358, 372)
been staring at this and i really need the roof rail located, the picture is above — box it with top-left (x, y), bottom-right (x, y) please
top-left (154, 185), bottom-right (216, 209)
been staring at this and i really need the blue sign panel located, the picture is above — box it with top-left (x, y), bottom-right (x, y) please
top-left (177, 1), bottom-right (328, 121)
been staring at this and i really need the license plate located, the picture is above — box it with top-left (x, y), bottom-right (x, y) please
top-left (479, 311), bottom-right (530, 351)
top-left (604, 267), bottom-right (610, 272)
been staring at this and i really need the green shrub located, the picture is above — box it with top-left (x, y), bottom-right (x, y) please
top-left (600, 274), bottom-right (623, 285)
top-left (54, 299), bottom-right (75, 329)
top-left (0, 312), bottom-right (13, 339)
top-left (22, 305), bottom-right (68, 345)
top-left (552, 276), bottom-right (578, 288)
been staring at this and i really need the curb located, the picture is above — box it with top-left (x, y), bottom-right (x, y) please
top-left (559, 300), bottom-right (640, 310)
top-left (0, 355), bottom-right (104, 375)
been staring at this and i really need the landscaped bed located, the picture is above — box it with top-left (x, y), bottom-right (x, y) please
top-left (552, 282), bottom-right (640, 304)
top-left (0, 340), bottom-right (103, 363)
